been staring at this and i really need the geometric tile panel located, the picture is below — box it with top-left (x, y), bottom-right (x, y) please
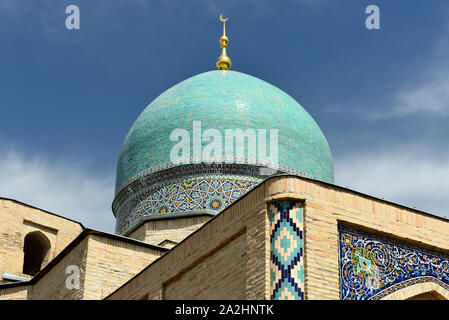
top-left (339, 226), bottom-right (449, 300)
top-left (115, 175), bottom-right (260, 234)
top-left (269, 201), bottom-right (304, 300)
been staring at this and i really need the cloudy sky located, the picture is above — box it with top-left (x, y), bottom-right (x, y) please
top-left (0, 0), bottom-right (448, 233)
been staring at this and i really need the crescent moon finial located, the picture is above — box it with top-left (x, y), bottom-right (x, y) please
top-left (216, 14), bottom-right (231, 70)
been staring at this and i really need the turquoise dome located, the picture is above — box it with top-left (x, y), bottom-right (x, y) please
top-left (115, 70), bottom-right (333, 196)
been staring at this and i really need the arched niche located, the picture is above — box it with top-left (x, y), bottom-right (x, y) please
top-left (22, 231), bottom-right (51, 276)
top-left (381, 281), bottom-right (449, 300)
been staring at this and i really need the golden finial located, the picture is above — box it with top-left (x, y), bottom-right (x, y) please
top-left (216, 14), bottom-right (231, 70)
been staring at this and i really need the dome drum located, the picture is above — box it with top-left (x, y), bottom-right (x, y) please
top-left (114, 163), bottom-right (272, 234)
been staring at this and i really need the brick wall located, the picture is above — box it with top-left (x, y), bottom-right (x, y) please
top-left (165, 232), bottom-right (246, 299)
top-left (0, 232), bottom-right (167, 300)
top-left (3, 175), bottom-right (449, 300)
top-left (107, 184), bottom-right (269, 300)
top-left (31, 237), bottom-right (89, 299)
top-left (83, 235), bottom-right (165, 299)
top-left (127, 216), bottom-right (211, 246)
top-left (264, 176), bottom-right (449, 300)
top-left (0, 198), bottom-right (83, 280)
top-left (0, 285), bottom-right (30, 300)
top-left (110, 175), bottom-right (449, 300)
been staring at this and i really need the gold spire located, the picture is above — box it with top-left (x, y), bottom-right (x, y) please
top-left (216, 14), bottom-right (231, 70)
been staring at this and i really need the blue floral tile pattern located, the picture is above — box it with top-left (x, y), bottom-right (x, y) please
top-left (115, 174), bottom-right (260, 234)
top-left (339, 226), bottom-right (449, 300)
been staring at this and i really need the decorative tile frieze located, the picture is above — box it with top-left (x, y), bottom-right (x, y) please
top-left (339, 226), bottom-right (449, 300)
top-left (269, 201), bottom-right (304, 300)
top-left (114, 165), bottom-right (262, 234)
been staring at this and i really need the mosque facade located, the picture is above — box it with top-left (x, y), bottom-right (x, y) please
top-left (1, 18), bottom-right (449, 300)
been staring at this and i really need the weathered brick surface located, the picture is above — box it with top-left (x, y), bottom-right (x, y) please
top-left (3, 175), bottom-right (449, 300)
top-left (128, 216), bottom-right (211, 246)
top-left (264, 176), bottom-right (449, 300)
top-left (83, 235), bottom-right (164, 299)
top-left (31, 237), bottom-right (89, 300)
top-left (110, 175), bottom-right (449, 300)
top-left (107, 184), bottom-right (269, 300)
top-left (0, 233), bottom-right (166, 300)
top-left (0, 199), bottom-right (83, 280)
top-left (165, 232), bottom-right (246, 299)
top-left (0, 285), bottom-right (29, 300)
